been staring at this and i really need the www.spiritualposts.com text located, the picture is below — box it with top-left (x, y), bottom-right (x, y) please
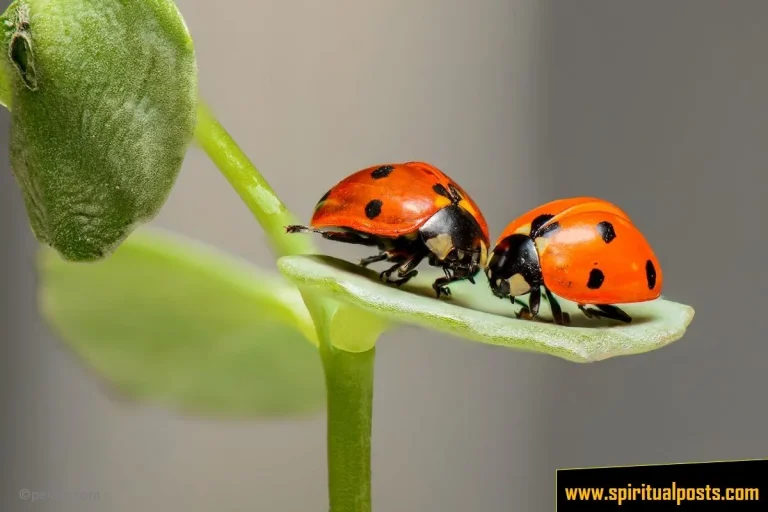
top-left (564, 482), bottom-right (759, 505)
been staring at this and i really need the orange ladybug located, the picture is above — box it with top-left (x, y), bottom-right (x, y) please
top-left (286, 162), bottom-right (490, 297)
top-left (485, 197), bottom-right (662, 325)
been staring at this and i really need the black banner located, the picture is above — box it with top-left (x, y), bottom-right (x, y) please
top-left (557, 459), bottom-right (766, 510)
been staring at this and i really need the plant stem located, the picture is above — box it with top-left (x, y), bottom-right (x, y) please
top-left (321, 343), bottom-right (375, 512)
top-left (195, 99), bottom-right (375, 511)
top-left (193, 98), bottom-right (334, 331)
top-left (193, 101), bottom-right (315, 258)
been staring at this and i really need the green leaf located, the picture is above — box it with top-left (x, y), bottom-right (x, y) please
top-left (39, 228), bottom-right (325, 417)
top-left (2, 0), bottom-right (197, 261)
top-left (277, 255), bottom-right (695, 363)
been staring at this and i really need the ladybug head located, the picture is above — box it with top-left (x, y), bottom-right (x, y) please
top-left (486, 234), bottom-right (543, 298)
top-left (418, 205), bottom-right (489, 277)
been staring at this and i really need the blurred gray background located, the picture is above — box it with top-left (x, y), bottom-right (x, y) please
top-left (2, 1), bottom-right (767, 510)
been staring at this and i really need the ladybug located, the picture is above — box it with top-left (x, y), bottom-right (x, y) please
top-left (485, 197), bottom-right (662, 325)
top-left (286, 162), bottom-right (490, 297)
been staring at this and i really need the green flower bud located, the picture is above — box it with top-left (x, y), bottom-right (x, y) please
top-left (0, 0), bottom-right (197, 261)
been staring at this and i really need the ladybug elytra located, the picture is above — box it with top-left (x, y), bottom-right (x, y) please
top-left (485, 197), bottom-right (663, 325)
top-left (286, 162), bottom-right (490, 297)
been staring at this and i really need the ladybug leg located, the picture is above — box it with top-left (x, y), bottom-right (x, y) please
top-left (512, 296), bottom-right (529, 318)
top-left (285, 224), bottom-right (312, 233)
top-left (543, 287), bottom-right (568, 326)
top-left (360, 252), bottom-right (389, 267)
top-left (431, 272), bottom-right (455, 298)
top-left (510, 297), bottom-right (530, 308)
top-left (285, 226), bottom-right (378, 247)
top-left (598, 305), bottom-right (631, 323)
top-left (379, 253), bottom-right (426, 287)
top-left (515, 286), bottom-right (541, 320)
top-left (432, 266), bottom-right (477, 298)
top-left (578, 304), bottom-right (632, 323)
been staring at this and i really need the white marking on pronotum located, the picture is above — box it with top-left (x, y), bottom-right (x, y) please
top-left (508, 273), bottom-right (531, 295)
top-left (425, 233), bottom-right (454, 260)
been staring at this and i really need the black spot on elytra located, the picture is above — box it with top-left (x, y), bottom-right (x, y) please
top-left (646, 259), bottom-right (657, 290)
top-left (365, 199), bottom-right (383, 219)
top-left (597, 221), bottom-right (616, 243)
top-left (531, 214), bottom-right (553, 233)
top-left (371, 165), bottom-right (394, 179)
top-left (538, 221), bottom-right (560, 237)
top-left (448, 184), bottom-right (463, 199)
top-left (531, 214), bottom-right (560, 237)
top-left (587, 268), bottom-right (605, 289)
top-left (432, 183), bottom-right (450, 198)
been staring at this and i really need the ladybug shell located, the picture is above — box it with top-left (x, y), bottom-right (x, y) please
top-left (537, 210), bottom-right (663, 304)
top-left (310, 161), bottom-right (490, 240)
top-left (494, 196), bottom-right (631, 245)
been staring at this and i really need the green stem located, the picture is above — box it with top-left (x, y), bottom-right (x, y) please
top-left (193, 99), bottom-right (333, 331)
top-left (194, 100), bottom-right (374, 511)
top-left (193, 101), bottom-right (314, 258)
top-left (321, 343), bottom-right (375, 512)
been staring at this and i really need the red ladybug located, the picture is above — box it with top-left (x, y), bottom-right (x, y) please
top-left (485, 197), bottom-right (663, 325)
top-left (286, 162), bottom-right (490, 297)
